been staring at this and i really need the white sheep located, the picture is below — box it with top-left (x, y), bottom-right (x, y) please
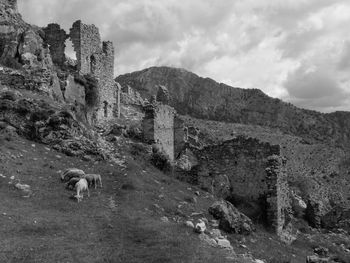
top-left (75, 178), bottom-right (89, 202)
top-left (61, 168), bottom-right (85, 182)
top-left (83, 174), bottom-right (102, 189)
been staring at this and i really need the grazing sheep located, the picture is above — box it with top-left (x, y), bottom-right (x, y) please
top-left (83, 174), bottom-right (102, 189)
top-left (61, 168), bottom-right (85, 182)
top-left (65, 177), bottom-right (80, 190)
top-left (75, 178), bottom-right (89, 202)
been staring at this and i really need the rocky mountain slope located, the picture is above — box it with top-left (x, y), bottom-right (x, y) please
top-left (116, 67), bottom-right (350, 147)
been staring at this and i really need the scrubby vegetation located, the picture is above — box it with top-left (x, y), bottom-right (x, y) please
top-left (74, 73), bottom-right (99, 107)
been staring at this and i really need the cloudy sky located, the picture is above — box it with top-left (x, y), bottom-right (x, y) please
top-left (18, 0), bottom-right (350, 112)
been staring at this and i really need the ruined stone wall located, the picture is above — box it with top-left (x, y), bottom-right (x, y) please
top-left (70, 20), bottom-right (101, 75)
top-left (190, 136), bottom-right (280, 199)
top-left (92, 41), bottom-right (116, 123)
top-left (43, 24), bottom-right (68, 66)
top-left (143, 103), bottom-right (176, 162)
top-left (69, 21), bottom-right (117, 125)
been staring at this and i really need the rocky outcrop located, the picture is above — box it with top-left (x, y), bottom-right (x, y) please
top-left (0, 89), bottom-right (105, 160)
top-left (208, 200), bottom-right (255, 235)
top-left (156, 85), bottom-right (170, 105)
top-left (0, 0), bottom-right (53, 70)
top-left (116, 66), bottom-right (350, 148)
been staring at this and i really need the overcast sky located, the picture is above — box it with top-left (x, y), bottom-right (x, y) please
top-left (18, 0), bottom-right (350, 112)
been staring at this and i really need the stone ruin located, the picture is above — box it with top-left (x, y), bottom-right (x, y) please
top-left (142, 93), bottom-right (294, 241)
top-left (142, 102), bottom-right (184, 163)
top-left (43, 20), bottom-right (120, 125)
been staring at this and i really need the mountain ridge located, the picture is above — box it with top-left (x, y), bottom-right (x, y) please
top-left (116, 66), bottom-right (350, 147)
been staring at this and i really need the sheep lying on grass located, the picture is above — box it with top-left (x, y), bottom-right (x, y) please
top-left (75, 178), bottom-right (89, 202)
top-left (65, 177), bottom-right (80, 190)
top-left (61, 168), bottom-right (85, 182)
top-left (83, 174), bottom-right (102, 189)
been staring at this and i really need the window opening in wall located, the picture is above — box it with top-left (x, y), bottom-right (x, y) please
top-left (103, 101), bottom-right (108, 117)
top-left (65, 39), bottom-right (76, 60)
top-left (90, 55), bottom-right (96, 74)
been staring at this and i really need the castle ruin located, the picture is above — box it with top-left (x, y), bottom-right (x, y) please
top-left (43, 20), bottom-right (119, 125)
top-left (143, 100), bottom-right (293, 240)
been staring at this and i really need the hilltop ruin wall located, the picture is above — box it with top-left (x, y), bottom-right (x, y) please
top-left (143, 103), bottom-right (176, 162)
top-left (42, 20), bottom-right (118, 125)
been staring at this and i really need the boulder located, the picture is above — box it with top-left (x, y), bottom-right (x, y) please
top-left (194, 219), bottom-right (206, 233)
top-left (291, 191), bottom-right (307, 218)
top-left (208, 200), bottom-right (255, 235)
top-left (175, 148), bottom-right (198, 171)
top-left (306, 255), bottom-right (329, 263)
top-left (15, 183), bottom-right (32, 197)
top-left (215, 237), bottom-right (233, 249)
top-left (184, 220), bottom-right (194, 229)
top-left (313, 247), bottom-right (329, 258)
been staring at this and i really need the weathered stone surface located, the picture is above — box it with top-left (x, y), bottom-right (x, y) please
top-left (143, 103), bottom-right (176, 162)
top-left (314, 247), bottom-right (329, 258)
top-left (156, 85), bottom-right (170, 105)
top-left (208, 200), bottom-right (254, 234)
top-left (215, 237), bottom-right (233, 249)
top-left (185, 136), bottom-right (280, 199)
top-left (175, 148), bottom-right (198, 171)
top-left (321, 206), bottom-right (350, 232)
top-left (194, 219), bottom-right (206, 233)
top-left (291, 191), bottom-right (307, 218)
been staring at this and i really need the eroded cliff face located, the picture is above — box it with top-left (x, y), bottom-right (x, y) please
top-left (0, 0), bottom-right (53, 70)
top-left (116, 66), bottom-right (350, 148)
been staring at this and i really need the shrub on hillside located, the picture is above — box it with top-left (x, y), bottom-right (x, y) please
top-left (151, 144), bottom-right (171, 171)
top-left (74, 74), bottom-right (99, 107)
top-left (1, 57), bottom-right (22, 70)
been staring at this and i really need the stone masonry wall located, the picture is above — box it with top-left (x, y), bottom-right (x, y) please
top-left (190, 136), bottom-right (281, 199)
top-left (43, 23), bottom-right (68, 66)
top-left (70, 20), bottom-right (101, 75)
top-left (143, 103), bottom-right (176, 162)
top-left (265, 155), bottom-right (294, 242)
top-left (69, 20), bottom-right (117, 125)
top-left (186, 137), bottom-right (292, 240)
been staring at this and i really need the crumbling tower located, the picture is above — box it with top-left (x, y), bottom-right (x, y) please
top-left (68, 20), bottom-right (118, 125)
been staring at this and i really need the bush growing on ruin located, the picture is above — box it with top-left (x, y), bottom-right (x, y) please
top-left (74, 74), bottom-right (99, 107)
top-left (1, 57), bottom-right (22, 70)
top-left (151, 144), bottom-right (171, 171)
